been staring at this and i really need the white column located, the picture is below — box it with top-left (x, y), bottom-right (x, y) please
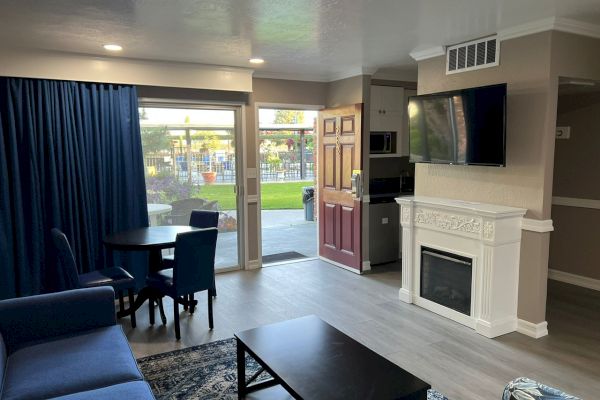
top-left (398, 200), bottom-right (414, 303)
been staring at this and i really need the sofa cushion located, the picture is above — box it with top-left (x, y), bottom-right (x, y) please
top-left (47, 381), bottom-right (155, 400)
top-left (3, 325), bottom-right (143, 400)
top-left (0, 333), bottom-right (6, 398)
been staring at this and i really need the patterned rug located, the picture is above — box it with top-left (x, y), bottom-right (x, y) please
top-left (138, 338), bottom-right (448, 399)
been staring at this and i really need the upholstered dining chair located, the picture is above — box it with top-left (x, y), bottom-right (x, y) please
top-left (162, 210), bottom-right (219, 300)
top-left (50, 228), bottom-right (137, 328)
top-left (146, 228), bottom-right (218, 340)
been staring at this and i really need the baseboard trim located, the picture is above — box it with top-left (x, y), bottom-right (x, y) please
top-left (362, 260), bottom-right (372, 272)
top-left (319, 256), bottom-right (362, 275)
top-left (548, 268), bottom-right (600, 291)
top-left (246, 259), bottom-right (260, 270)
top-left (517, 319), bottom-right (548, 338)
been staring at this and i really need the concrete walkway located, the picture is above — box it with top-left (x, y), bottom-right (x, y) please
top-left (214, 209), bottom-right (317, 269)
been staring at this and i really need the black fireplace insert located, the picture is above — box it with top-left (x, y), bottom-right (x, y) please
top-left (420, 246), bottom-right (472, 315)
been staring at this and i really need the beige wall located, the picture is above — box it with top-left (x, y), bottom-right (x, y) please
top-left (416, 32), bottom-right (554, 219)
top-left (550, 93), bottom-right (600, 280)
top-left (415, 32), bottom-right (556, 323)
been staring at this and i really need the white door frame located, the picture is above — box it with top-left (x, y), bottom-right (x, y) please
top-left (138, 99), bottom-right (246, 272)
top-left (254, 102), bottom-right (324, 269)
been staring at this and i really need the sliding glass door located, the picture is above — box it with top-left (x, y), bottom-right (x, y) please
top-left (139, 104), bottom-right (241, 270)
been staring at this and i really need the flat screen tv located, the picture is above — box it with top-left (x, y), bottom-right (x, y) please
top-left (408, 83), bottom-right (506, 166)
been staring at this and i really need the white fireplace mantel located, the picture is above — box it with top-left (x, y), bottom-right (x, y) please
top-left (395, 196), bottom-right (526, 338)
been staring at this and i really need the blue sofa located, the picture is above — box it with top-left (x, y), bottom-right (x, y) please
top-left (0, 287), bottom-right (155, 400)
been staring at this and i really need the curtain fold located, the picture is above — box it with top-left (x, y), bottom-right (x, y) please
top-left (0, 78), bottom-right (148, 299)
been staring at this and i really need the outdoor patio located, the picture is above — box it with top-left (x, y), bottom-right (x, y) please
top-left (210, 209), bottom-right (317, 269)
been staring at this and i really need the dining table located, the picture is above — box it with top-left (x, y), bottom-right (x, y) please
top-left (104, 225), bottom-right (199, 324)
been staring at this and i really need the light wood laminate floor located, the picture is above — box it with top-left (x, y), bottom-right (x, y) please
top-left (122, 259), bottom-right (600, 399)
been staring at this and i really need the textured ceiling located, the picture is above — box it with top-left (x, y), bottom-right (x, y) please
top-left (1, 0), bottom-right (600, 81)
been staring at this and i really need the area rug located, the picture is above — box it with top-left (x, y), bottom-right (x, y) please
top-left (137, 338), bottom-right (449, 399)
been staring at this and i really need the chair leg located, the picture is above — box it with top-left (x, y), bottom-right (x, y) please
top-left (149, 298), bottom-right (155, 325)
top-left (210, 288), bottom-right (217, 298)
top-left (118, 291), bottom-right (125, 316)
top-left (208, 291), bottom-right (214, 330)
top-left (183, 294), bottom-right (189, 311)
top-left (158, 297), bottom-right (167, 325)
top-left (189, 293), bottom-right (196, 314)
top-left (128, 288), bottom-right (136, 328)
top-left (174, 299), bottom-right (181, 340)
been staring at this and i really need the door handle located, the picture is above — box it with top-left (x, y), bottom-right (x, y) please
top-left (351, 171), bottom-right (362, 200)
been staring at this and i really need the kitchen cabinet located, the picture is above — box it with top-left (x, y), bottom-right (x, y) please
top-left (370, 85), bottom-right (413, 157)
top-left (370, 85), bottom-right (404, 133)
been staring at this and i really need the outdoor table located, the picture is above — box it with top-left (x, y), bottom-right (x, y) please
top-left (147, 203), bottom-right (173, 226)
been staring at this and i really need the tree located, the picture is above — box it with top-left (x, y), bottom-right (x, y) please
top-left (274, 110), bottom-right (305, 124)
top-left (141, 126), bottom-right (171, 153)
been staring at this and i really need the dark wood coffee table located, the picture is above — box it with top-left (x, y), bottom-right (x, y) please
top-left (235, 315), bottom-right (430, 399)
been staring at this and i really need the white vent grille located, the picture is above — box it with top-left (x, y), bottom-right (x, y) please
top-left (446, 36), bottom-right (499, 74)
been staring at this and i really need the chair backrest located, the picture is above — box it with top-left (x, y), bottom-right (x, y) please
top-left (189, 210), bottom-right (219, 229)
top-left (173, 228), bottom-right (218, 295)
top-left (50, 228), bottom-right (81, 290)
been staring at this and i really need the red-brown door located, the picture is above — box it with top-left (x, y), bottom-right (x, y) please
top-left (318, 104), bottom-right (362, 271)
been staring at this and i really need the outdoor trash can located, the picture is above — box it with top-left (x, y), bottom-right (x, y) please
top-left (302, 186), bottom-right (315, 221)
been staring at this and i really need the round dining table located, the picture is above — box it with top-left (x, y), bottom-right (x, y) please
top-left (104, 225), bottom-right (199, 323)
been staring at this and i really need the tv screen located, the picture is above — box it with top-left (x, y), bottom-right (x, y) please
top-left (408, 83), bottom-right (506, 166)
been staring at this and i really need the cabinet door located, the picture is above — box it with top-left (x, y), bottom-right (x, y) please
top-left (370, 85), bottom-right (384, 131)
top-left (379, 86), bottom-right (404, 132)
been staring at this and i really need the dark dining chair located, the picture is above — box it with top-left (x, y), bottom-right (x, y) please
top-left (146, 228), bottom-right (218, 340)
top-left (50, 228), bottom-right (137, 328)
top-left (162, 210), bottom-right (219, 300)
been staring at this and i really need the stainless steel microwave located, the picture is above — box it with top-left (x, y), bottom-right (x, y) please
top-left (370, 132), bottom-right (393, 154)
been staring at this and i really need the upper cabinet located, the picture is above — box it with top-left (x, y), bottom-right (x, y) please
top-left (370, 85), bottom-right (404, 132)
top-left (370, 85), bottom-right (414, 157)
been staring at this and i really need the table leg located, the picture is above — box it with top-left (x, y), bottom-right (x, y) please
top-left (237, 338), bottom-right (246, 399)
top-left (149, 248), bottom-right (164, 272)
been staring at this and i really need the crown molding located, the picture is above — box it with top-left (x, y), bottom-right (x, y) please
top-left (497, 17), bottom-right (556, 41)
top-left (553, 17), bottom-right (600, 40)
top-left (410, 17), bottom-right (600, 63)
top-left (409, 46), bottom-right (445, 62)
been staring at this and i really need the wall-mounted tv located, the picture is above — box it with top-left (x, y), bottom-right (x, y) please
top-left (408, 83), bottom-right (506, 166)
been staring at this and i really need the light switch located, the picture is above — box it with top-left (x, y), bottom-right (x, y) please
top-left (382, 217), bottom-right (389, 224)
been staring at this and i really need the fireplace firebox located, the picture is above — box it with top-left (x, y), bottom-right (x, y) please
top-left (420, 247), bottom-right (472, 316)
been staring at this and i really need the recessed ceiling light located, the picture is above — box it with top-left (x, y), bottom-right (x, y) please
top-left (103, 44), bottom-right (123, 52)
top-left (249, 58), bottom-right (264, 64)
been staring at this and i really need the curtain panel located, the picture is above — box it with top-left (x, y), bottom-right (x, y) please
top-left (0, 78), bottom-right (148, 299)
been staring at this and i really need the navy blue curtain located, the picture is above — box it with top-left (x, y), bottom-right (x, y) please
top-left (0, 77), bottom-right (149, 299)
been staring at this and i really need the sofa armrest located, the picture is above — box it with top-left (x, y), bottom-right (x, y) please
top-left (0, 287), bottom-right (116, 353)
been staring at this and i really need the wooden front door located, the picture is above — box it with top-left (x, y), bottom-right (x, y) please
top-left (318, 104), bottom-right (362, 271)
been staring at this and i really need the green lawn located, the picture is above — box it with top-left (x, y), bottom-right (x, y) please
top-left (199, 181), bottom-right (312, 210)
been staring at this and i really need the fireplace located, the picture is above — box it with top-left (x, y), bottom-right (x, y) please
top-left (420, 247), bottom-right (472, 316)
top-left (395, 196), bottom-right (527, 338)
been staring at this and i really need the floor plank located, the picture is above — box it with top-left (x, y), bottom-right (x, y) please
top-left (122, 260), bottom-right (600, 399)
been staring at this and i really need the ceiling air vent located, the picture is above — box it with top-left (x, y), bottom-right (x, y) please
top-left (446, 36), bottom-right (499, 74)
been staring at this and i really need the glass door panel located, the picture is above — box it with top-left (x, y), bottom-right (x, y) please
top-left (140, 106), bottom-right (239, 270)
